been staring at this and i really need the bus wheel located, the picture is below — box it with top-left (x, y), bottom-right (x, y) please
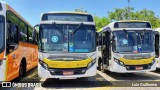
top-left (100, 61), bottom-right (106, 73)
top-left (17, 62), bottom-right (26, 81)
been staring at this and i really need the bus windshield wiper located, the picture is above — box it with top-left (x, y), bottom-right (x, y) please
top-left (71, 23), bottom-right (83, 35)
top-left (52, 22), bottom-right (65, 36)
top-left (123, 29), bottom-right (128, 38)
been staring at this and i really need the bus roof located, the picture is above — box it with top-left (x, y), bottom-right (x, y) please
top-left (0, 1), bottom-right (33, 28)
top-left (98, 20), bottom-right (152, 33)
top-left (42, 11), bottom-right (90, 15)
top-left (117, 20), bottom-right (149, 23)
top-left (40, 11), bottom-right (95, 24)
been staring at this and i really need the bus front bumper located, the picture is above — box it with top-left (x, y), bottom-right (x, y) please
top-left (111, 61), bottom-right (156, 73)
top-left (38, 63), bottom-right (96, 79)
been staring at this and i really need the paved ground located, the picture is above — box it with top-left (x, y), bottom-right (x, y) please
top-left (36, 68), bottom-right (160, 90)
top-left (1, 67), bottom-right (160, 90)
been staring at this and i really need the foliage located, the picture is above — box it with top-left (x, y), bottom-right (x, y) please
top-left (94, 16), bottom-right (110, 30)
top-left (75, 8), bottom-right (160, 30)
top-left (108, 7), bottom-right (160, 28)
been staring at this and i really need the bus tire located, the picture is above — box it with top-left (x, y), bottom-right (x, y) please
top-left (17, 59), bottom-right (26, 81)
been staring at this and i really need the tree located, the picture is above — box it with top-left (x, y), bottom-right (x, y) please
top-left (108, 7), bottom-right (160, 28)
top-left (108, 7), bottom-right (134, 21)
top-left (74, 8), bottom-right (110, 30)
top-left (94, 16), bottom-right (110, 30)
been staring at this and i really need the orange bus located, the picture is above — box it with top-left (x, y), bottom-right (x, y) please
top-left (0, 1), bottom-right (38, 82)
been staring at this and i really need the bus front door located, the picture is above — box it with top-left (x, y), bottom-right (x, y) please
top-left (106, 31), bottom-right (110, 67)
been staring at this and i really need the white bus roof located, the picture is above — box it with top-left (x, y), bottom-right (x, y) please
top-left (98, 20), bottom-right (152, 33)
top-left (40, 11), bottom-right (95, 25)
top-left (41, 11), bottom-right (90, 15)
top-left (40, 20), bottom-right (95, 25)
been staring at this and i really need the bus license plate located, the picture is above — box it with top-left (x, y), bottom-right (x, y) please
top-left (63, 71), bottom-right (74, 75)
top-left (136, 66), bottom-right (143, 70)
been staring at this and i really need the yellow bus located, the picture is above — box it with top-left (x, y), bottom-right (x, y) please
top-left (0, 1), bottom-right (38, 82)
top-left (96, 20), bottom-right (157, 73)
top-left (35, 12), bottom-right (97, 79)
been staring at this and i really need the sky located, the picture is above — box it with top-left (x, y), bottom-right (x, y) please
top-left (2, 0), bottom-right (160, 26)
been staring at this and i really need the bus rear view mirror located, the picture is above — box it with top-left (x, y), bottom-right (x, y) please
top-left (32, 24), bottom-right (40, 44)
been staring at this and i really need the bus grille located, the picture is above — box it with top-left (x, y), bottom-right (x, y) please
top-left (125, 63), bottom-right (152, 70)
top-left (49, 68), bottom-right (87, 75)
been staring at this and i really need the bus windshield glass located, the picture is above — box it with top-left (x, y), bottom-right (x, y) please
top-left (39, 24), bottom-right (96, 53)
top-left (0, 16), bottom-right (4, 52)
top-left (112, 30), bottom-right (154, 53)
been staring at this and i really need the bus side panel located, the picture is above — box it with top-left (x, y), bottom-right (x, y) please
top-left (28, 44), bottom-right (38, 69)
top-left (6, 45), bottom-right (22, 81)
top-left (26, 43), bottom-right (38, 71)
top-left (6, 42), bottom-right (38, 81)
top-left (20, 42), bottom-right (38, 72)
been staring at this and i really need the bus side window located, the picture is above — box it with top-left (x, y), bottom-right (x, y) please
top-left (28, 27), bottom-right (33, 43)
top-left (20, 21), bottom-right (27, 42)
top-left (7, 22), bottom-right (19, 54)
top-left (32, 29), bottom-right (38, 44)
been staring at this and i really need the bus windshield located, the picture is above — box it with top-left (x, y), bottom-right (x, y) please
top-left (39, 24), bottom-right (96, 53)
top-left (0, 16), bottom-right (4, 52)
top-left (112, 30), bottom-right (154, 53)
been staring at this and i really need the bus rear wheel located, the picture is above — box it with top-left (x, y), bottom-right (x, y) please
top-left (17, 62), bottom-right (26, 81)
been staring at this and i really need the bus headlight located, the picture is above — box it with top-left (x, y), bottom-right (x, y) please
top-left (87, 58), bottom-right (96, 69)
top-left (151, 59), bottom-right (155, 65)
top-left (39, 60), bottom-right (48, 70)
top-left (114, 58), bottom-right (124, 67)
